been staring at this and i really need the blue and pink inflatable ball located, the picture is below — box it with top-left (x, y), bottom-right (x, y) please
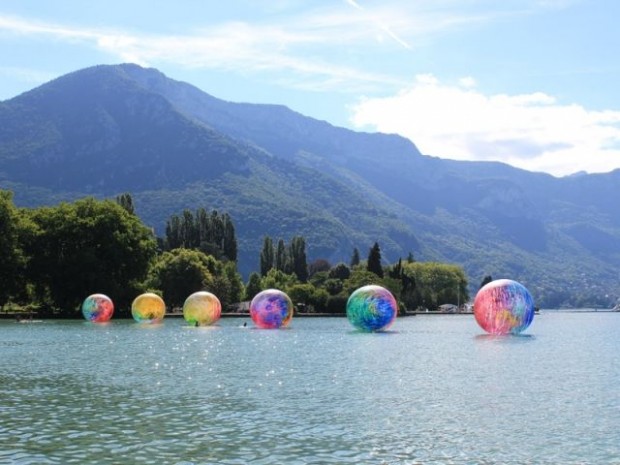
top-left (346, 285), bottom-right (398, 332)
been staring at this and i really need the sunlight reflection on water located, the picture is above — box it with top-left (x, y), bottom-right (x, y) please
top-left (1, 313), bottom-right (620, 464)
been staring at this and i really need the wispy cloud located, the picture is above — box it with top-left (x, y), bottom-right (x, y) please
top-left (0, 14), bottom-right (97, 40)
top-left (0, 1), bottom-right (573, 94)
top-left (343, 0), bottom-right (412, 49)
top-left (0, 11), bottom-right (410, 92)
top-left (350, 75), bottom-right (620, 176)
top-left (2, 1), bottom-right (546, 93)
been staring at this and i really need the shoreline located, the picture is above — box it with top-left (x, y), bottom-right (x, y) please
top-left (2, 308), bottom-right (616, 321)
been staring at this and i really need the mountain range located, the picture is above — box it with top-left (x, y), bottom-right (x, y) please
top-left (1, 63), bottom-right (619, 307)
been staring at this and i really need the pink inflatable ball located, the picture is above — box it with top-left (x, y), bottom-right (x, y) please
top-left (249, 289), bottom-right (293, 329)
top-left (82, 293), bottom-right (114, 322)
top-left (131, 293), bottom-right (166, 324)
top-left (474, 279), bottom-right (535, 335)
top-left (183, 291), bottom-right (222, 326)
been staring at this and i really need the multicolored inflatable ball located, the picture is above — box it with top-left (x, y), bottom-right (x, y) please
top-left (81, 293), bottom-right (114, 322)
top-left (249, 289), bottom-right (293, 329)
top-left (183, 291), bottom-right (222, 326)
top-left (346, 285), bottom-right (398, 332)
top-left (474, 279), bottom-right (535, 335)
top-left (131, 292), bottom-right (166, 324)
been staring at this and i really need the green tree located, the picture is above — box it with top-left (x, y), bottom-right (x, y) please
top-left (180, 210), bottom-right (196, 249)
top-left (260, 236), bottom-right (274, 276)
top-left (289, 236), bottom-right (308, 282)
top-left (275, 238), bottom-right (288, 272)
top-left (245, 272), bottom-right (263, 301)
top-left (23, 197), bottom-right (157, 315)
top-left (148, 248), bottom-right (215, 309)
top-left (0, 191), bottom-right (26, 307)
top-left (367, 242), bottom-right (384, 278)
top-left (324, 278), bottom-right (344, 296)
top-left (308, 288), bottom-right (329, 312)
top-left (329, 262), bottom-right (351, 280)
top-left (165, 214), bottom-right (182, 250)
top-left (401, 262), bottom-right (468, 310)
top-left (350, 247), bottom-right (360, 267)
top-left (287, 283), bottom-right (316, 306)
top-left (223, 261), bottom-right (244, 304)
top-left (210, 274), bottom-right (232, 310)
top-left (309, 271), bottom-right (329, 288)
top-left (343, 269), bottom-right (384, 295)
top-left (261, 268), bottom-right (298, 290)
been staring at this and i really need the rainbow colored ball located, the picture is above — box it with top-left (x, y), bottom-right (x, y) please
top-left (249, 289), bottom-right (293, 329)
top-left (474, 279), bottom-right (535, 335)
top-left (183, 291), bottom-right (222, 326)
top-left (81, 293), bottom-right (114, 322)
top-left (131, 293), bottom-right (166, 324)
top-left (346, 285), bottom-right (398, 332)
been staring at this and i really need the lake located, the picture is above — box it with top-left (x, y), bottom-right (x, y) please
top-left (1, 312), bottom-right (619, 464)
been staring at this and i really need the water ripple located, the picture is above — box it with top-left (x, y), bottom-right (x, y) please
top-left (1, 316), bottom-right (620, 464)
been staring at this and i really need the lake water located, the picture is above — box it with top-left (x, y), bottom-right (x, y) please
top-left (1, 312), bottom-right (620, 465)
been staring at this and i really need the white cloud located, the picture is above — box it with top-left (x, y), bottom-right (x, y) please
top-left (458, 76), bottom-right (477, 88)
top-left (350, 75), bottom-right (620, 176)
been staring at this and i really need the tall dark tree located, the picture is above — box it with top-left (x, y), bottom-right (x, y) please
top-left (480, 275), bottom-right (493, 289)
top-left (196, 208), bottom-right (211, 249)
top-left (210, 210), bottom-right (223, 248)
top-left (289, 236), bottom-right (308, 282)
top-left (260, 236), bottom-right (274, 276)
top-left (164, 208), bottom-right (237, 262)
top-left (197, 208), bottom-right (222, 259)
top-left (180, 209), bottom-right (196, 248)
top-left (367, 242), bottom-right (384, 278)
top-left (350, 247), bottom-right (360, 267)
top-left (406, 252), bottom-right (415, 263)
top-left (115, 193), bottom-right (135, 215)
top-left (388, 258), bottom-right (403, 280)
top-left (165, 214), bottom-right (182, 250)
top-left (222, 213), bottom-right (238, 262)
top-left (275, 239), bottom-right (288, 272)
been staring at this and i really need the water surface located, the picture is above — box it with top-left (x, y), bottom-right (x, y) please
top-left (1, 313), bottom-right (619, 464)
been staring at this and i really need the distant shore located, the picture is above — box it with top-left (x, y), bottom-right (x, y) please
top-left (2, 308), bottom-right (617, 321)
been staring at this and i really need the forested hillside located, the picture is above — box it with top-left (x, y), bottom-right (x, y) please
top-left (1, 64), bottom-right (619, 307)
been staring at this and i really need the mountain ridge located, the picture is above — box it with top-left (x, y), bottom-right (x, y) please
top-left (1, 63), bottom-right (619, 307)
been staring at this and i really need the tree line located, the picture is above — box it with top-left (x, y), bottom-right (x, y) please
top-left (0, 190), bottom-right (469, 317)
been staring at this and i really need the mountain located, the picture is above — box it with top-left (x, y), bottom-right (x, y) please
top-left (1, 63), bottom-right (619, 307)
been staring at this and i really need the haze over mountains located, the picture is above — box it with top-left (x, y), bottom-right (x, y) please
top-left (1, 64), bottom-right (619, 307)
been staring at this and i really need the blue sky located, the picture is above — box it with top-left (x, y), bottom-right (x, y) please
top-left (1, 0), bottom-right (619, 177)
